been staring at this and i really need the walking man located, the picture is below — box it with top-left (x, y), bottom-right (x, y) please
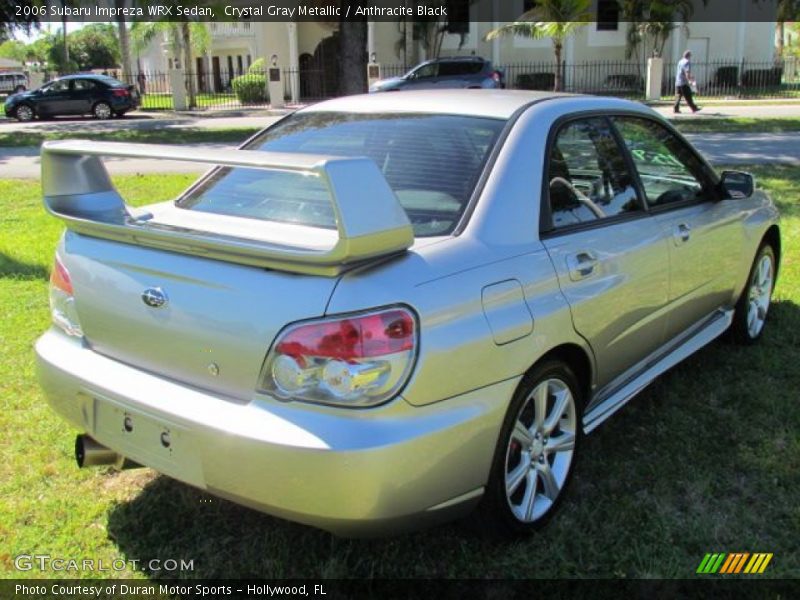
top-left (674, 50), bottom-right (701, 113)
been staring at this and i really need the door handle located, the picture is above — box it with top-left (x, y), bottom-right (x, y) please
top-left (674, 223), bottom-right (691, 244)
top-left (567, 251), bottom-right (598, 281)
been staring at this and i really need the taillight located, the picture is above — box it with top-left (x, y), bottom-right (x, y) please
top-left (112, 89), bottom-right (129, 97)
top-left (261, 307), bottom-right (418, 407)
top-left (51, 254), bottom-right (73, 295)
top-left (49, 254), bottom-right (83, 337)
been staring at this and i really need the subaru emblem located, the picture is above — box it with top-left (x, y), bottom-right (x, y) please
top-left (141, 287), bottom-right (168, 308)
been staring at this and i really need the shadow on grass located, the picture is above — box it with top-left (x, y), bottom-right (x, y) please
top-left (105, 301), bottom-right (800, 579)
top-left (106, 475), bottom-right (483, 579)
top-left (0, 251), bottom-right (48, 281)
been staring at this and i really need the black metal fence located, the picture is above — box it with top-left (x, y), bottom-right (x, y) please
top-left (503, 58), bottom-right (800, 100)
top-left (31, 57), bottom-right (797, 112)
top-left (660, 58), bottom-right (800, 99)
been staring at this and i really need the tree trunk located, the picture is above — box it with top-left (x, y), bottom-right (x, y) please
top-left (777, 22), bottom-right (785, 59)
top-left (338, 9), bottom-right (367, 95)
top-left (62, 16), bottom-right (69, 73)
top-left (115, 0), bottom-right (132, 84)
top-left (553, 40), bottom-right (562, 92)
top-left (181, 23), bottom-right (196, 108)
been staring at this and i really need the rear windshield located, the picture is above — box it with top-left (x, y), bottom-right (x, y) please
top-left (177, 112), bottom-right (506, 236)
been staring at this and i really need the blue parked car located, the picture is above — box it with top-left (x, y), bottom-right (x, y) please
top-left (4, 74), bottom-right (140, 121)
top-left (370, 56), bottom-right (505, 92)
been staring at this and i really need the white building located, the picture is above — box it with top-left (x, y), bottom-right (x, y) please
top-left (137, 0), bottom-right (778, 98)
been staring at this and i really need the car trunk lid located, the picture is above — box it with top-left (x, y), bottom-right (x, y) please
top-left (64, 232), bottom-right (340, 400)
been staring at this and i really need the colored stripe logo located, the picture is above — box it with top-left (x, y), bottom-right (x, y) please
top-left (696, 553), bottom-right (773, 574)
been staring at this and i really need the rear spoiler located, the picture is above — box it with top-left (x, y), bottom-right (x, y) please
top-left (41, 140), bottom-right (413, 276)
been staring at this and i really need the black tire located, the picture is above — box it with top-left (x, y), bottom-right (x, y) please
top-left (14, 103), bottom-right (35, 122)
top-left (474, 360), bottom-right (583, 537)
top-left (730, 243), bottom-right (776, 345)
top-left (93, 101), bottom-right (112, 120)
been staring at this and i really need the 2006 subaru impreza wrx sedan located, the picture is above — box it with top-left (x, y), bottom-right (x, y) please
top-left (36, 91), bottom-right (780, 537)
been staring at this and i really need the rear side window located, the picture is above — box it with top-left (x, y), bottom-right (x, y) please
top-left (438, 62), bottom-right (484, 76)
top-left (72, 80), bottom-right (97, 91)
top-left (545, 117), bottom-right (642, 230)
top-left (178, 112), bottom-right (505, 237)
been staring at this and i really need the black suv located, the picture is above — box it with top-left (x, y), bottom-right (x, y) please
top-left (370, 56), bottom-right (505, 92)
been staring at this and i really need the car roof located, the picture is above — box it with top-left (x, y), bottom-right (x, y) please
top-left (434, 56), bottom-right (487, 62)
top-left (301, 89), bottom-right (652, 121)
top-left (54, 74), bottom-right (118, 82)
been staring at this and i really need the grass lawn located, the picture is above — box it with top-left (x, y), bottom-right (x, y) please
top-left (0, 127), bottom-right (261, 148)
top-left (0, 168), bottom-right (798, 579)
top-left (139, 93), bottom-right (243, 111)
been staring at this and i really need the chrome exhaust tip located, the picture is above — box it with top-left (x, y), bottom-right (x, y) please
top-left (74, 435), bottom-right (141, 470)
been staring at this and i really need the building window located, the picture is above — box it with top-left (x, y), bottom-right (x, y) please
top-left (247, 54), bottom-right (252, 68)
top-left (597, 0), bottom-right (619, 31)
top-left (227, 56), bottom-right (234, 77)
top-left (237, 55), bottom-right (243, 75)
top-left (523, 0), bottom-right (538, 12)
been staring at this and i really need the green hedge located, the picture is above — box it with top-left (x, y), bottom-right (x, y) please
top-left (231, 73), bottom-right (268, 104)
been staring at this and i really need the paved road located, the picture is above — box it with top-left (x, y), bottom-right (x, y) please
top-left (0, 111), bottom-right (285, 135)
top-left (1, 132), bottom-right (797, 178)
top-left (0, 143), bottom-right (234, 178)
top-left (1, 104), bottom-right (798, 178)
top-left (684, 132), bottom-right (800, 166)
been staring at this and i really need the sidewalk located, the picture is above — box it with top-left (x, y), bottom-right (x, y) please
top-left (650, 102), bottom-right (800, 120)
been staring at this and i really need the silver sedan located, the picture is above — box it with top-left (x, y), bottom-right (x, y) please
top-left (36, 90), bottom-right (780, 536)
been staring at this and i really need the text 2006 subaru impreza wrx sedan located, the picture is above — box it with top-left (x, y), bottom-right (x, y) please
top-left (36, 91), bottom-right (780, 536)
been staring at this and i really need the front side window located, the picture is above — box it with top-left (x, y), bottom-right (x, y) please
top-left (546, 117), bottom-right (641, 230)
top-left (613, 117), bottom-right (712, 208)
top-left (43, 80), bottom-right (70, 94)
top-left (178, 112), bottom-right (505, 237)
top-left (410, 63), bottom-right (438, 79)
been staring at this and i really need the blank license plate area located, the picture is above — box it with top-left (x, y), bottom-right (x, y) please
top-left (93, 397), bottom-right (205, 488)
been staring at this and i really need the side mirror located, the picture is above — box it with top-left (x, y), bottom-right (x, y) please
top-left (719, 170), bottom-right (754, 199)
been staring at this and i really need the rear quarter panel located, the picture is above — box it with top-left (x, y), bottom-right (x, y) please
top-left (327, 235), bottom-right (590, 408)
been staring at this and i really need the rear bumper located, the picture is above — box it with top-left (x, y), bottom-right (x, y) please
top-left (36, 329), bottom-right (514, 536)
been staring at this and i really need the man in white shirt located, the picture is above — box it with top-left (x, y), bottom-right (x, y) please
top-left (674, 50), bottom-right (701, 113)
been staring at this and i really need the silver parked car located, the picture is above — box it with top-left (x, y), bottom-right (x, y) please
top-left (369, 56), bottom-right (504, 92)
top-left (37, 91), bottom-right (780, 537)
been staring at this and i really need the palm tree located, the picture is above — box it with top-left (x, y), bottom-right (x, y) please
top-left (115, 0), bottom-right (133, 84)
top-left (131, 21), bottom-right (209, 108)
top-left (484, 0), bottom-right (593, 92)
top-left (621, 0), bottom-right (708, 60)
top-left (777, 0), bottom-right (800, 59)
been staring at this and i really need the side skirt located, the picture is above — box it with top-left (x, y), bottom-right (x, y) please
top-left (583, 309), bottom-right (734, 434)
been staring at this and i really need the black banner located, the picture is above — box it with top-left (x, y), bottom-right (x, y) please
top-left (3, 0), bottom-right (795, 23)
top-left (2, 579), bottom-right (799, 600)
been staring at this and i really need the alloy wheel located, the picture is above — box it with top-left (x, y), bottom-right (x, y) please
top-left (747, 253), bottom-right (774, 338)
top-left (16, 105), bottom-right (33, 121)
top-left (94, 102), bottom-right (112, 119)
top-left (504, 377), bottom-right (577, 523)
